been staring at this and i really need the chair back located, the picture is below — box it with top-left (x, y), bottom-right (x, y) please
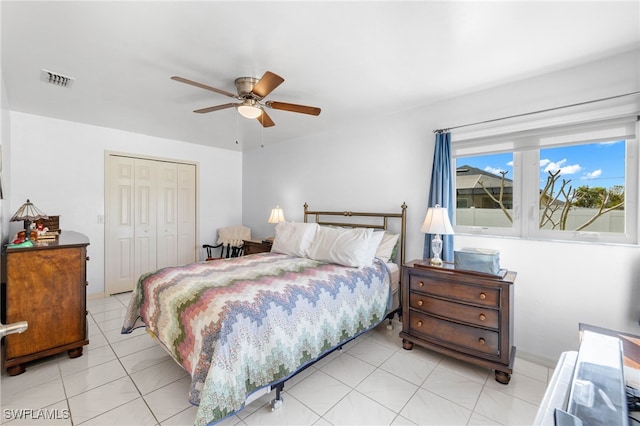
top-left (203, 225), bottom-right (251, 261)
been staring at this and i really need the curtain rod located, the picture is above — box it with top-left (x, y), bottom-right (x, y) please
top-left (432, 90), bottom-right (640, 134)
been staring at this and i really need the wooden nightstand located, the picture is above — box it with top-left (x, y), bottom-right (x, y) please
top-left (243, 239), bottom-right (272, 255)
top-left (400, 259), bottom-right (516, 384)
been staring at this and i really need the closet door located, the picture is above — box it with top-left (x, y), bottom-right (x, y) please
top-left (157, 162), bottom-right (178, 269)
top-left (106, 156), bottom-right (136, 294)
top-left (133, 159), bottom-right (157, 283)
top-left (177, 163), bottom-right (197, 265)
top-left (106, 155), bottom-right (197, 295)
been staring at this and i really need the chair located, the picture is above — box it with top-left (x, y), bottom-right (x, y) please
top-left (203, 225), bottom-right (251, 260)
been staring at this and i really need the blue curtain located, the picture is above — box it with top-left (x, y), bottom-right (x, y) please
top-left (423, 131), bottom-right (454, 261)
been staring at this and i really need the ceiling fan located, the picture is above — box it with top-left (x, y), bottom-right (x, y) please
top-left (171, 71), bottom-right (321, 127)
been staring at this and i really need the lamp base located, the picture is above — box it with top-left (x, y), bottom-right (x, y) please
top-left (429, 257), bottom-right (444, 267)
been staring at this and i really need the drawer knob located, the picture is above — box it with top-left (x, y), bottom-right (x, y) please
top-left (416, 320), bottom-right (423, 327)
top-left (479, 314), bottom-right (486, 321)
top-left (417, 300), bottom-right (424, 306)
top-left (479, 338), bottom-right (486, 345)
top-left (418, 281), bottom-right (424, 287)
top-left (479, 292), bottom-right (486, 300)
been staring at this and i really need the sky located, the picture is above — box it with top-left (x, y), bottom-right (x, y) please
top-left (456, 141), bottom-right (626, 190)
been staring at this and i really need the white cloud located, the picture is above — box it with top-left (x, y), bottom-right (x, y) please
top-left (539, 159), bottom-right (551, 167)
top-left (583, 169), bottom-right (602, 180)
top-left (484, 166), bottom-right (505, 175)
top-left (543, 158), bottom-right (581, 175)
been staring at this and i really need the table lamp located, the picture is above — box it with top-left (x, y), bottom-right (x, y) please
top-left (268, 205), bottom-right (286, 225)
top-left (421, 204), bottom-right (454, 266)
top-left (265, 205), bottom-right (286, 243)
top-left (10, 199), bottom-right (49, 241)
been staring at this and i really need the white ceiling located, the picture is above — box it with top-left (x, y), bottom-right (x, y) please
top-left (2, 1), bottom-right (638, 151)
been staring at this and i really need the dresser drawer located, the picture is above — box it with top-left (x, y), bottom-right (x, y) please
top-left (409, 274), bottom-right (499, 308)
top-left (408, 309), bottom-right (500, 356)
top-left (409, 293), bottom-right (499, 329)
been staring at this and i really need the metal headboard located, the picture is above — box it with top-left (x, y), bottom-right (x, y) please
top-left (303, 202), bottom-right (407, 268)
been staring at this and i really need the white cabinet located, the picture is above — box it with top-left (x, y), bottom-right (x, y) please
top-left (106, 155), bottom-right (196, 294)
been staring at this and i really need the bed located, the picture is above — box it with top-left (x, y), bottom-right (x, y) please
top-left (122, 203), bottom-right (407, 426)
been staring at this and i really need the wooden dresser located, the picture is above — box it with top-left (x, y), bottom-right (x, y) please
top-left (2, 231), bottom-right (90, 375)
top-left (400, 259), bottom-right (516, 384)
top-left (243, 239), bottom-right (272, 255)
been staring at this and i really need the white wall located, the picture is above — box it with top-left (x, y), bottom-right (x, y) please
top-left (8, 112), bottom-right (243, 296)
top-left (243, 48), bottom-right (640, 365)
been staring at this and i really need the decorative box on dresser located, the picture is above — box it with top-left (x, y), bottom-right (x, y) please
top-left (2, 231), bottom-right (90, 376)
top-left (400, 259), bottom-right (516, 384)
top-left (242, 239), bottom-right (272, 255)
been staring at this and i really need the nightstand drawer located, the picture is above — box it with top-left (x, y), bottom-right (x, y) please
top-left (409, 293), bottom-right (499, 329)
top-left (408, 310), bottom-right (500, 356)
top-left (409, 274), bottom-right (499, 308)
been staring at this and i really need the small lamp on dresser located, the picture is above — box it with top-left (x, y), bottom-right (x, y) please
top-left (10, 199), bottom-right (48, 241)
top-left (420, 204), bottom-right (454, 266)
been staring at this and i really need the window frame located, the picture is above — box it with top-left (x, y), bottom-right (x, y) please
top-left (451, 106), bottom-right (639, 245)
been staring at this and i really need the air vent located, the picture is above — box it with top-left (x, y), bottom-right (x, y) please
top-left (41, 69), bottom-right (74, 87)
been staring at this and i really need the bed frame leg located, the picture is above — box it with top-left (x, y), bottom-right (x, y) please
top-left (271, 382), bottom-right (284, 411)
top-left (385, 307), bottom-right (401, 330)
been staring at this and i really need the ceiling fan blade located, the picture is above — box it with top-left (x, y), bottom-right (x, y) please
top-left (171, 76), bottom-right (237, 98)
top-left (194, 103), bottom-right (238, 114)
top-left (266, 101), bottom-right (321, 116)
top-left (257, 110), bottom-right (275, 127)
top-left (251, 71), bottom-right (284, 99)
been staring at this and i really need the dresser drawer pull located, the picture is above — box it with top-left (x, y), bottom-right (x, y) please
top-left (479, 338), bottom-right (486, 345)
top-left (479, 292), bottom-right (486, 300)
top-left (479, 314), bottom-right (486, 321)
top-left (417, 300), bottom-right (424, 306)
top-left (418, 281), bottom-right (424, 288)
top-left (416, 320), bottom-right (423, 327)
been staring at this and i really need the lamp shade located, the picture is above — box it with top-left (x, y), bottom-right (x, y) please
top-left (10, 199), bottom-right (48, 241)
top-left (420, 204), bottom-right (454, 235)
top-left (268, 205), bottom-right (286, 224)
top-left (10, 199), bottom-right (48, 222)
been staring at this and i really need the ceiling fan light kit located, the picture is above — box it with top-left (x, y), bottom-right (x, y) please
top-left (171, 71), bottom-right (321, 128)
top-left (237, 99), bottom-right (263, 119)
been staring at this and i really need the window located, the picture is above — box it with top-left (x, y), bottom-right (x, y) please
top-left (455, 153), bottom-right (515, 230)
top-left (453, 114), bottom-right (638, 244)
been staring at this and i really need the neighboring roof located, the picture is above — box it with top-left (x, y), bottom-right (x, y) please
top-left (456, 165), bottom-right (513, 189)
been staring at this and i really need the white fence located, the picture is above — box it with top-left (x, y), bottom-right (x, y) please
top-left (456, 208), bottom-right (624, 232)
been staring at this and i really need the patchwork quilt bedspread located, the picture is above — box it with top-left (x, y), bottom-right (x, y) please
top-left (122, 252), bottom-right (392, 426)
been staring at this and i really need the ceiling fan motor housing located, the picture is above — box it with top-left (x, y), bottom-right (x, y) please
top-left (235, 77), bottom-right (260, 99)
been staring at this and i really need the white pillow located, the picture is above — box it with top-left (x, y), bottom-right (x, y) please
top-left (271, 222), bottom-right (319, 257)
top-left (365, 230), bottom-right (385, 264)
top-left (376, 232), bottom-right (400, 263)
top-left (307, 226), bottom-right (375, 267)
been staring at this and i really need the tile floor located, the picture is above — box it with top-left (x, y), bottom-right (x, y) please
top-left (1, 294), bottom-right (552, 425)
